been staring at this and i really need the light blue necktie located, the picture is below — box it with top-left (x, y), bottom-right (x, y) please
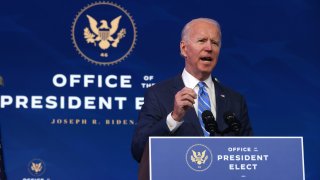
top-left (198, 82), bottom-right (211, 136)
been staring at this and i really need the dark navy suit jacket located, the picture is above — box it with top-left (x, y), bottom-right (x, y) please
top-left (131, 75), bottom-right (253, 162)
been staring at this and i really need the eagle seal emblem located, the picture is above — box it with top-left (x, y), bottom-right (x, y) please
top-left (28, 159), bottom-right (46, 176)
top-left (191, 150), bottom-right (208, 165)
top-left (186, 144), bottom-right (213, 172)
top-left (84, 15), bottom-right (126, 53)
top-left (72, 2), bottom-right (137, 65)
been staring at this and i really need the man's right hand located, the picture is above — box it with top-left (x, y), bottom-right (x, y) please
top-left (171, 87), bottom-right (197, 122)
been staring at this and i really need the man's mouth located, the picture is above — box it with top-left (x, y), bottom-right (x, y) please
top-left (200, 57), bottom-right (213, 62)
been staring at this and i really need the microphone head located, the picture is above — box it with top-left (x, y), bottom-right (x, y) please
top-left (224, 112), bottom-right (236, 124)
top-left (224, 112), bottom-right (241, 135)
top-left (201, 110), bottom-right (219, 135)
top-left (202, 110), bottom-right (214, 123)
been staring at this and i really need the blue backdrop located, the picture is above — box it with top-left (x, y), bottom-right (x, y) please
top-left (0, 0), bottom-right (319, 179)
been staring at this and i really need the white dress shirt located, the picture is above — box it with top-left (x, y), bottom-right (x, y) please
top-left (166, 69), bottom-right (216, 132)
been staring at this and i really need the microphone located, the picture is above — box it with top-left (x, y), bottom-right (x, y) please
top-left (201, 110), bottom-right (220, 136)
top-left (224, 112), bottom-right (241, 135)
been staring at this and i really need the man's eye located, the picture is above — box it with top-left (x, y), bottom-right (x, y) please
top-left (211, 40), bottom-right (220, 46)
top-left (198, 39), bottom-right (207, 43)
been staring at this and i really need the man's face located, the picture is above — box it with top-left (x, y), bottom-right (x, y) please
top-left (180, 21), bottom-right (221, 81)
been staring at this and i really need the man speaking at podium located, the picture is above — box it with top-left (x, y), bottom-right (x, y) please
top-left (132, 18), bottom-right (253, 164)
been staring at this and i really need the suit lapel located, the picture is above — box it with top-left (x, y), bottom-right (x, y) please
top-left (213, 78), bottom-right (228, 131)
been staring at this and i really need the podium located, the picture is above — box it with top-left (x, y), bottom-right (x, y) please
top-left (141, 137), bottom-right (304, 180)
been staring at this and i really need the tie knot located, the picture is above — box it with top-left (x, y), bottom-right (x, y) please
top-left (198, 82), bottom-right (206, 89)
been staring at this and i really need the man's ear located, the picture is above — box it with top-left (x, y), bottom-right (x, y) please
top-left (180, 41), bottom-right (187, 58)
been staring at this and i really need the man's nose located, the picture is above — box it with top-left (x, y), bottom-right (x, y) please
top-left (204, 41), bottom-right (213, 52)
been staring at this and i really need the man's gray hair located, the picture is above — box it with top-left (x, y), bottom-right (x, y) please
top-left (181, 18), bottom-right (222, 42)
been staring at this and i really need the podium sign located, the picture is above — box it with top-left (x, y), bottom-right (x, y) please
top-left (149, 137), bottom-right (304, 180)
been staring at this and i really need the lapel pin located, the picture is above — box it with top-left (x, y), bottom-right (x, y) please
top-left (220, 94), bottom-right (225, 98)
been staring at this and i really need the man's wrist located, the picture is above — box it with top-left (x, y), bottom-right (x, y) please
top-left (166, 112), bottom-right (183, 131)
top-left (171, 112), bottom-right (181, 122)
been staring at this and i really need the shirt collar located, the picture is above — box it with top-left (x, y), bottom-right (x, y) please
top-left (182, 69), bottom-right (213, 89)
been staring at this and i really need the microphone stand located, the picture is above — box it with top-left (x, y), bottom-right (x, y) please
top-left (209, 128), bottom-right (240, 136)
